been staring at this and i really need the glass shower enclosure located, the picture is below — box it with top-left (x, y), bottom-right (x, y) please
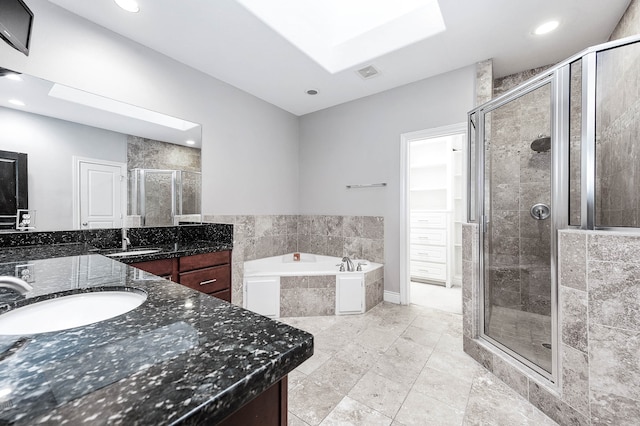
top-left (128, 169), bottom-right (201, 227)
top-left (468, 35), bottom-right (640, 382)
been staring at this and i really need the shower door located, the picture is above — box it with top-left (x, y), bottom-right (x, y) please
top-left (481, 80), bottom-right (555, 376)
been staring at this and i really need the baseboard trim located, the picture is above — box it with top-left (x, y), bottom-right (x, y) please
top-left (384, 291), bottom-right (400, 304)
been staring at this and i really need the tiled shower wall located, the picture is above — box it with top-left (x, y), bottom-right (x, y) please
top-left (203, 215), bottom-right (384, 307)
top-left (463, 225), bottom-right (640, 425)
top-left (485, 69), bottom-right (553, 316)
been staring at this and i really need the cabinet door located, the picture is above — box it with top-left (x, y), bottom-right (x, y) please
top-left (245, 277), bottom-right (280, 318)
top-left (130, 258), bottom-right (176, 281)
top-left (336, 275), bottom-right (363, 315)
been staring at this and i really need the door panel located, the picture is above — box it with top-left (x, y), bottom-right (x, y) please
top-left (79, 160), bottom-right (124, 229)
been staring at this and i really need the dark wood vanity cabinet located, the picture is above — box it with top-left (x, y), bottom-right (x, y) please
top-left (130, 250), bottom-right (232, 302)
top-left (179, 251), bottom-right (232, 302)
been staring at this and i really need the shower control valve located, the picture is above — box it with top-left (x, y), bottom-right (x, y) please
top-left (530, 203), bottom-right (551, 220)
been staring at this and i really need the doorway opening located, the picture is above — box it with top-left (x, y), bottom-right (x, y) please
top-left (400, 124), bottom-right (465, 314)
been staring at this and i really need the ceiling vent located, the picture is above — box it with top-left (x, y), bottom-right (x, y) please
top-left (356, 65), bottom-right (380, 80)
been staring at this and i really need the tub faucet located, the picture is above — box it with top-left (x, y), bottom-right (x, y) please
top-left (0, 276), bottom-right (33, 295)
top-left (122, 227), bottom-right (131, 251)
top-left (342, 257), bottom-right (355, 272)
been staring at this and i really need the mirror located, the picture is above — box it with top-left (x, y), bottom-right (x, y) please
top-left (0, 69), bottom-right (202, 232)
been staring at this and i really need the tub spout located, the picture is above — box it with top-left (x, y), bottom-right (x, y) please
top-left (342, 257), bottom-right (355, 272)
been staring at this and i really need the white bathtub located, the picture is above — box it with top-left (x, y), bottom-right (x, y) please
top-left (243, 253), bottom-right (384, 318)
top-left (244, 253), bottom-right (379, 277)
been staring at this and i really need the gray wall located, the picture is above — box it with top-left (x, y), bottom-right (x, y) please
top-left (0, 107), bottom-right (127, 231)
top-left (0, 0), bottom-right (300, 216)
top-left (298, 66), bottom-right (476, 294)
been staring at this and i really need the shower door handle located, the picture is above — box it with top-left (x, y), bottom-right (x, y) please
top-left (530, 203), bottom-right (550, 220)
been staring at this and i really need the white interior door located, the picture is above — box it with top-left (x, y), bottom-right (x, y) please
top-left (76, 159), bottom-right (126, 229)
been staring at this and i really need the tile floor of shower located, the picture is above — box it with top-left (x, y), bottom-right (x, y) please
top-left (281, 302), bottom-right (557, 425)
top-left (486, 306), bottom-right (553, 373)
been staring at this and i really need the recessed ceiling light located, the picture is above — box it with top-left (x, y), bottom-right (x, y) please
top-left (186, 140), bottom-right (196, 145)
top-left (306, 89), bottom-right (319, 95)
top-left (534, 20), bottom-right (559, 35)
top-left (5, 73), bottom-right (22, 81)
top-left (114, 0), bottom-right (140, 13)
top-left (9, 99), bottom-right (25, 106)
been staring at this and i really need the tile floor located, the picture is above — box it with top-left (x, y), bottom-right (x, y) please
top-left (281, 302), bottom-right (557, 425)
top-left (410, 281), bottom-right (462, 314)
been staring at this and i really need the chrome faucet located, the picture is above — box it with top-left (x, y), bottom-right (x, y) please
top-left (342, 256), bottom-right (355, 272)
top-left (0, 276), bottom-right (33, 295)
top-left (122, 227), bottom-right (131, 251)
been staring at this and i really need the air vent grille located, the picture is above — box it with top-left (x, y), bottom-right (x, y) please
top-left (356, 65), bottom-right (380, 79)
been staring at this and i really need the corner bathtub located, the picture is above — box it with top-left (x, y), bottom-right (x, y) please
top-left (243, 253), bottom-right (384, 318)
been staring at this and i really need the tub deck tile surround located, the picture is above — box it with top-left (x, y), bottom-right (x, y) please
top-left (204, 214), bottom-right (384, 306)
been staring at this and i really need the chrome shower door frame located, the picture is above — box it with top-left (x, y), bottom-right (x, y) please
top-left (474, 70), bottom-right (566, 384)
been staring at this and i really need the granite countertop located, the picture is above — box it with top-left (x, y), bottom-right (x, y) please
top-left (0, 250), bottom-right (313, 425)
top-left (93, 241), bottom-right (235, 264)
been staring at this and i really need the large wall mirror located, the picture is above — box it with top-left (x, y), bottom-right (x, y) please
top-left (0, 68), bottom-right (202, 232)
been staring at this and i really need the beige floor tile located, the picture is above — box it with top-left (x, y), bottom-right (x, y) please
top-left (372, 338), bottom-right (431, 385)
top-left (320, 396), bottom-right (392, 426)
top-left (411, 366), bottom-right (473, 411)
top-left (286, 302), bottom-right (557, 426)
top-left (308, 356), bottom-right (367, 394)
top-left (296, 349), bottom-right (332, 375)
top-left (289, 412), bottom-right (310, 426)
top-left (288, 369), bottom-right (307, 391)
top-left (354, 325), bottom-right (400, 352)
top-left (400, 325), bottom-right (441, 350)
top-left (463, 372), bottom-right (557, 426)
top-left (334, 342), bottom-right (383, 371)
top-left (395, 390), bottom-right (465, 426)
top-left (347, 371), bottom-right (411, 418)
top-left (289, 379), bottom-right (345, 426)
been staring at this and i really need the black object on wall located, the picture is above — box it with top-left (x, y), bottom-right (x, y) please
top-left (0, 150), bottom-right (28, 229)
top-left (0, 0), bottom-right (34, 56)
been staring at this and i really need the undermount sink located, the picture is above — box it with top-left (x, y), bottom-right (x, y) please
top-left (106, 248), bottom-right (162, 257)
top-left (0, 289), bottom-right (147, 335)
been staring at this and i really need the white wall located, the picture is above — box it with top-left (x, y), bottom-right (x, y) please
top-left (0, 0), bottom-right (300, 216)
top-left (0, 107), bottom-right (127, 230)
top-left (298, 66), bottom-right (476, 294)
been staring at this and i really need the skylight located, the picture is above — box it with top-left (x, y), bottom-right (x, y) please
top-left (235, 0), bottom-right (446, 74)
top-left (48, 84), bottom-right (199, 131)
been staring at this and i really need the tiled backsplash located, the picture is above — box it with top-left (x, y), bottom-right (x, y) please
top-left (203, 215), bottom-right (385, 306)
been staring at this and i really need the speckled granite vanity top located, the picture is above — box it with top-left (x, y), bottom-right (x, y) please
top-left (0, 250), bottom-right (313, 424)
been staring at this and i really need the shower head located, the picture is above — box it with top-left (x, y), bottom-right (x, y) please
top-left (531, 135), bottom-right (551, 153)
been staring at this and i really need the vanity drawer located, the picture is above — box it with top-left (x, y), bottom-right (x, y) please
top-left (410, 245), bottom-right (446, 263)
top-left (179, 250), bottom-right (231, 272)
top-left (131, 258), bottom-right (176, 279)
top-left (179, 264), bottom-right (231, 294)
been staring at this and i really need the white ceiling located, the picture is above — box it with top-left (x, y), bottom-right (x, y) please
top-left (48, 0), bottom-right (631, 116)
